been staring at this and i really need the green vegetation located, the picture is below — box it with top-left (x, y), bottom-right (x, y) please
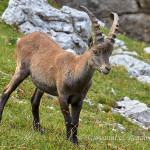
top-left (0, 0), bottom-right (150, 149)
top-left (47, 0), bottom-right (60, 9)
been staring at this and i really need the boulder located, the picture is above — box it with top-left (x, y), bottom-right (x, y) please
top-left (58, 0), bottom-right (150, 43)
top-left (110, 54), bottom-right (150, 83)
top-left (144, 47), bottom-right (150, 54)
top-left (87, 0), bottom-right (139, 18)
top-left (113, 96), bottom-right (150, 129)
top-left (120, 13), bottom-right (150, 43)
top-left (112, 49), bottom-right (138, 56)
top-left (138, 0), bottom-right (150, 13)
top-left (2, 0), bottom-right (92, 54)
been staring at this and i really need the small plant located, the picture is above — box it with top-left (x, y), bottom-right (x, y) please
top-left (9, 38), bottom-right (17, 45)
top-left (47, 0), bottom-right (60, 9)
top-left (102, 104), bottom-right (111, 112)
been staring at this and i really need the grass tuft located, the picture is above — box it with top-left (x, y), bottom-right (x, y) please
top-left (0, 0), bottom-right (150, 149)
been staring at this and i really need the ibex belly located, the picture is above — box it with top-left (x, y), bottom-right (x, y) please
top-left (31, 72), bottom-right (58, 96)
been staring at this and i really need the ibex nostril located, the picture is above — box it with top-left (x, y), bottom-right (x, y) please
top-left (105, 67), bottom-right (111, 71)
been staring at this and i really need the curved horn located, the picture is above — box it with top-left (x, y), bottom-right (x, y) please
top-left (80, 6), bottom-right (104, 44)
top-left (106, 12), bottom-right (119, 44)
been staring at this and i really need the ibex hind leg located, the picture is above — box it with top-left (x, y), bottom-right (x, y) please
top-left (31, 88), bottom-right (44, 133)
top-left (0, 62), bottom-right (29, 122)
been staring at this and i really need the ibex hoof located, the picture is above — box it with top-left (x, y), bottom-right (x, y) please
top-left (33, 122), bottom-right (44, 134)
top-left (69, 137), bottom-right (79, 146)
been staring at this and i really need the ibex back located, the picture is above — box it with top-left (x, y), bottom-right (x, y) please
top-left (0, 6), bottom-right (119, 145)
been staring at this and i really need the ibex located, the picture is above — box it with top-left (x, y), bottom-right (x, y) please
top-left (0, 6), bottom-right (119, 145)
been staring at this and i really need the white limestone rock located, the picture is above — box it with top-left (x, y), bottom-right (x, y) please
top-left (112, 48), bottom-right (139, 56)
top-left (112, 123), bottom-right (126, 131)
top-left (66, 49), bottom-right (77, 55)
top-left (110, 54), bottom-right (150, 83)
top-left (144, 47), bottom-right (150, 54)
top-left (114, 38), bottom-right (128, 50)
top-left (47, 106), bottom-right (55, 110)
top-left (84, 97), bottom-right (93, 106)
top-left (113, 97), bottom-right (150, 129)
top-left (2, 0), bottom-right (92, 54)
top-left (97, 19), bottom-right (105, 27)
top-left (111, 87), bottom-right (116, 95)
top-left (137, 76), bottom-right (150, 84)
top-left (98, 103), bottom-right (103, 111)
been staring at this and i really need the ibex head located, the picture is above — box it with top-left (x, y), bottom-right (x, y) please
top-left (80, 6), bottom-right (119, 75)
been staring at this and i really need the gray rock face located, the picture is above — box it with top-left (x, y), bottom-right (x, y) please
top-left (113, 97), bottom-right (150, 129)
top-left (2, 0), bottom-right (92, 54)
top-left (89, 0), bottom-right (139, 17)
top-left (58, 0), bottom-right (150, 43)
top-left (138, 0), bottom-right (150, 13)
top-left (120, 13), bottom-right (150, 43)
top-left (110, 54), bottom-right (150, 84)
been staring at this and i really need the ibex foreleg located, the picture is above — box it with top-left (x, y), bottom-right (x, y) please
top-left (59, 97), bottom-right (72, 140)
top-left (71, 102), bottom-right (83, 145)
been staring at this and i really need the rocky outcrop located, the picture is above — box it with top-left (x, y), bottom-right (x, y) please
top-left (2, 0), bottom-right (92, 54)
top-left (144, 47), bottom-right (150, 54)
top-left (120, 13), bottom-right (150, 43)
top-left (113, 97), bottom-right (150, 129)
top-left (110, 54), bottom-right (150, 84)
top-left (58, 0), bottom-right (150, 43)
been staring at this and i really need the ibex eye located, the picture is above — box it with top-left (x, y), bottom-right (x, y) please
top-left (93, 49), bottom-right (98, 55)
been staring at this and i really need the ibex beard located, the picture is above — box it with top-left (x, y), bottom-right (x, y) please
top-left (0, 6), bottom-right (119, 145)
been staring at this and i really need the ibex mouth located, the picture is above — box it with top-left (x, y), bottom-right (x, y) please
top-left (102, 70), bottom-right (110, 75)
top-left (97, 67), bottom-right (111, 75)
top-left (98, 69), bottom-right (110, 75)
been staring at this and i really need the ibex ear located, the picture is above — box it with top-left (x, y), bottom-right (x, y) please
top-left (88, 36), bottom-right (93, 49)
top-left (110, 12), bottom-right (114, 20)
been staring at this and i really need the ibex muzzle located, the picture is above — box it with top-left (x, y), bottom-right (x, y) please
top-left (0, 6), bottom-right (119, 145)
top-left (88, 42), bottom-right (113, 75)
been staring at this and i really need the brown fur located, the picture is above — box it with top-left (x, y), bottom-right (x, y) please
top-left (0, 4), bottom-right (119, 144)
top-left (0, 30), bottom-right (115, 145)
top-left (0, 31), bottom-right (114, 145)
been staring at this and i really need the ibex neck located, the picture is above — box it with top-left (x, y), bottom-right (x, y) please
top-left (75, 51), bottom-right (95, 83)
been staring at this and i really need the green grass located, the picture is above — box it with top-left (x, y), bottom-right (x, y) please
top-left (47, 0), bottom-right (60, 9)
top-left (1, 0), bottom-right (150, 149)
